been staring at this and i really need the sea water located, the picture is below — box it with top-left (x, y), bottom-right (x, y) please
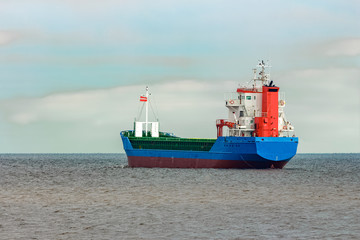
top-left (0, 153), bottom-right (359, 239)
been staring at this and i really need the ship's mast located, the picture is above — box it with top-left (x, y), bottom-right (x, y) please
top-left (252, 60), bottom-right (271, 88)
top-left (145, 86), bottom-right (149, 134)
top-left (135, 86), bottom-right (159, 137)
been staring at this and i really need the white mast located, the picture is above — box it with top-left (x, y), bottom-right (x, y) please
top-left (134, 86), bottom-right (159, 138)
top-left (145, 86), bottom-right (149, 134)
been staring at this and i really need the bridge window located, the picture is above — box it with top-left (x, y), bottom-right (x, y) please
top-left (246, 96), bottom-right (251, 100)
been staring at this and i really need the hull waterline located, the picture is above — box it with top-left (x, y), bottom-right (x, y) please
top-left (128, 156), bottom-right (289, 169)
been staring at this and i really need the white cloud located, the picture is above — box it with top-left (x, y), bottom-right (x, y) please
top-left (2, 86), bottom-right (132, 125)
top-left (10, 113), bottom-right (38, 125)
top-left (278, 67), bottom-right (360, 153)
top-left (325, 38), bottom-right (360, 56)
top-left (0, 80), bottom-right (234, 135)
top-left (0, 80), bottom-right (238, 152)
top-left (0, 31), bottom-right (17, 45)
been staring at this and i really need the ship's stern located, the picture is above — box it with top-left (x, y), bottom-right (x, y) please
top-left (255, 137), bottom-right (298, 168)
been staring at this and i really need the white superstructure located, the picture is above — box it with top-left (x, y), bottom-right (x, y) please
top-left (217, 61), bottom-right (295, 138)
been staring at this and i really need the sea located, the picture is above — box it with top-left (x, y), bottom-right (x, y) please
top-left (0, 153), bottom-right (359, 240)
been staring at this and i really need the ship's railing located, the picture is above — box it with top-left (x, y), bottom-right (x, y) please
top-left (279, 130), bottom-right (296, 138)
top-left (121, 130), bottom-right (134, 137)
top-left (227, 128), bottom-right (255, 137)
top-left (228, 129), bottom-right (240, 137)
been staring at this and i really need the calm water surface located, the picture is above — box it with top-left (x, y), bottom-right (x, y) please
top-left (0, 153), bottom-right (359, 239)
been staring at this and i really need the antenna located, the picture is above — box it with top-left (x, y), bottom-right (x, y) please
top-left (255, 60), bottom-right (271, 86)
top-left (253, 68), bottom-right (257, 88)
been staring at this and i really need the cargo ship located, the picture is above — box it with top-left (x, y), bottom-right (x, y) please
top-left (120, 61), bottom-right (298, 168)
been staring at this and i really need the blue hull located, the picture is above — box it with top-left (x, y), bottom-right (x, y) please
top-left (120, 132), bottom-right (298, 169)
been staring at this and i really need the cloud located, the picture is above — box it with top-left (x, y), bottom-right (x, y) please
top-left (0, 31), bottom-right (18, 46)
top-left (278, 67), bottom-right (360, 153)
top-left (0, 80), bottom-right (237, 152)
top-left (2, 86), bottom-right (134, 125)
top-left (325, 38), bottom-right (360, 56)
top-left (0, 80), bottom-right (233, 133)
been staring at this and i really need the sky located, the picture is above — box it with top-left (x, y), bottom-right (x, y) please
top-left (0, 0), bottom-right (359, 153)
